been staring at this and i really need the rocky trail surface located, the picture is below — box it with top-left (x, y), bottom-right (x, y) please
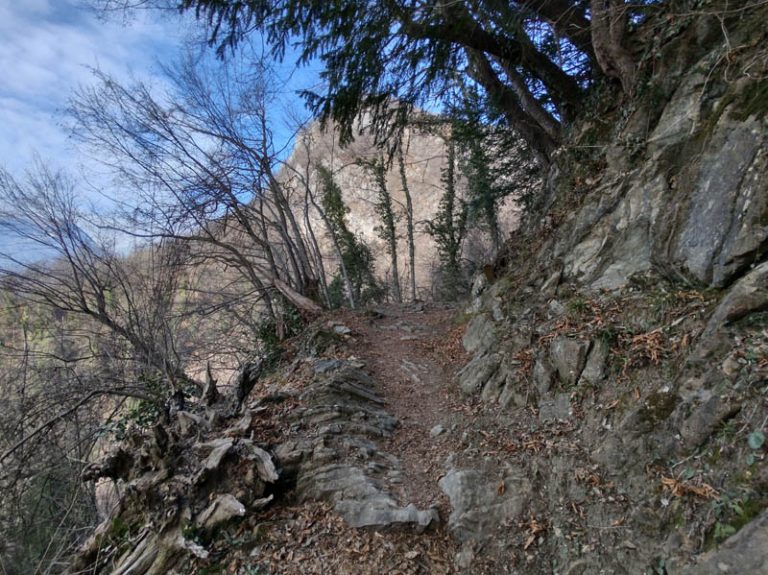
top-left (72, 294), bottom-right (768, 575)
top-left (343, 304), bottom-right (469, 513)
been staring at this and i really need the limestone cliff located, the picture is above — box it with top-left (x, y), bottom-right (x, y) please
top-left (281, 118), bottom-right (525, 298)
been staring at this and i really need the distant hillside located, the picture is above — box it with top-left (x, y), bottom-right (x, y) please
top-left (281, 118), bottom-right (525, 299)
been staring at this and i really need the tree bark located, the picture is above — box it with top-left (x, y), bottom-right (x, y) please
top-left (397, 146), bottom-right (418, 302)
top-left (466, 48), bottom-right (558, 165)
top-left (272, 278), bottom-right (323, 315)
top-left (590, 0), bottom-right (637, 94)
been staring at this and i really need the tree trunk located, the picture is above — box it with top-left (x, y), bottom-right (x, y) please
top-left (272, 278), bottom-right (323, 315)
top-left (371, 158), bottom-right (402, 303)
top-left (397, 146), bottom-right (418, 301)
top-left (590, 0), bottom-right (637, 94)
top-left (466, 48), bottom-right (558, 165)
top-left (302, 183), bottom-right (331, 307)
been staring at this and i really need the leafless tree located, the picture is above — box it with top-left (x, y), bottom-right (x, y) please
top-left (0, 165), bottom-right (196, 397)
top-left (397, 141), bottom-right (418, 302)
top-left (0, 163), bottom-right (202, 573)
top-left (68, 51), bottom-right (323, 322)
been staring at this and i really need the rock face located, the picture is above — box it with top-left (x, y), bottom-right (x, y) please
top-left (72, 332), bottom-right (438, 574)
top-left (459, 258), bottom-right (767, 572)
top-left (678, 510), bottom-right (768, 574)
top-left (549, 336), bottom-right (590, 386)
top-left (452, 8), bottom-right (768, 571)
top-left (282, 119), bottom-right (528, 295)
top-left (551, 13), bottom-right (768, 291)
top-left (439, 467), bottom-right (530, 542)
top-left (276, 362), bottom-right (438, 531)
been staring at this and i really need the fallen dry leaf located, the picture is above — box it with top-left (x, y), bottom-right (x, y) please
top-left (523, 534), bottom-right (536, 550)
top-left (661, 475), bottom-right (718, 499)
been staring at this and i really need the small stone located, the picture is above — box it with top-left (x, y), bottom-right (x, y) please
top-left (333, 324), bottom-right (352, 335)
top-left (430, 424), bottom-right (446, 437)
top-left (456, 546), bottom-right (475, 569)
top-left (721, 356), bottom-right (741, 378)
top-left (548, 299), bottom-right (566, 317)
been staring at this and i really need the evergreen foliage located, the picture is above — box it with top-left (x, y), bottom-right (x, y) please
top-left (448, 90), bottom-right (538, 245)
top-left (361, 156), bottom-right (402, 303)
top-left (425, 137), bottom-right (468, 300)
top-left (174, 0), bottom-right (652, 164)
top-left (316, 165), bottom-right (382, 307)
top-left (174, 0), bottom-right (612, 162)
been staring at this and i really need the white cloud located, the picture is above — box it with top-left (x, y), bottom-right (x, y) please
top-left (0, 0), bottom-right (187, 175)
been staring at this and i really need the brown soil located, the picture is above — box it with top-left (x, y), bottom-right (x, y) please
top-left (228, 303), bottom-right (521, 574)
top-left (342, 303), bottom-right (470, 515)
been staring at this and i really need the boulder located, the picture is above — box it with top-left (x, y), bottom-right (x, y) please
top-left (457, 353), bottom-right (501, 396)
top-left (678, 510), bottom-right (768, 574)
top-left (462, 314), bottom-right (498, 355)
top-left (480, 367), bottom-right (508, 403)
top-left (578, 338), bottom-right (610, 387)
top-left (549, 337), bottom-right (590, 386)
top-left (703, 261), bottom-right (768, 337)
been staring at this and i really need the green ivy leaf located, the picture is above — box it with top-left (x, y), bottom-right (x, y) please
top-left (748, 430), bottom-right (765, 450)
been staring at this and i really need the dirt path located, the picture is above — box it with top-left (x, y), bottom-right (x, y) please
top-left (341, 303), bottom-right (470, 513)
top-left (215, 304), bottom-right (523, 574)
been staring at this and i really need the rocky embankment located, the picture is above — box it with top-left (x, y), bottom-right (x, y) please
top-left (72, 4), bottom-right (768, 574)
top-left (72, 314), bottom-right (458, 574)
top-left (73, 287), bottom-right (767, 574)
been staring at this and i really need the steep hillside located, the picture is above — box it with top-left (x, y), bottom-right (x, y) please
top-left (455, 2), bottom-right (768, 572)
top-left (65, 3), bottom-right (768, 574)
top-left (281, 119), bottom-right (527, 298)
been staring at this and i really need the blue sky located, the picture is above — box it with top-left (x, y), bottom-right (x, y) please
top-left (0, 0), bottom-right (318, 176)
top-left (0, 0), bottom-right (194, 175)
top-left (0, 0), bottom-right (319, 259)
